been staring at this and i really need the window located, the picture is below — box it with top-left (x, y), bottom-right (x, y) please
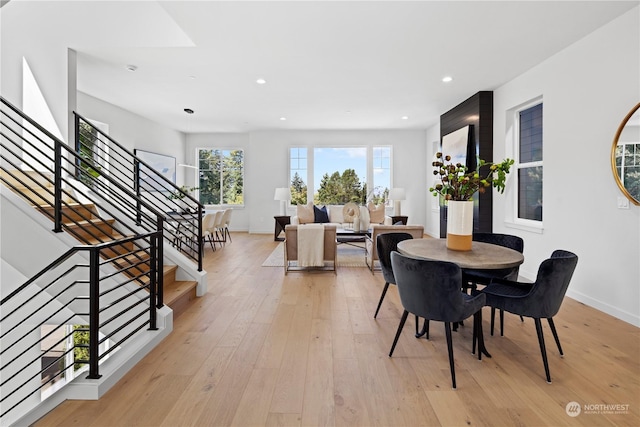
top-left (290, 147), bottom-right (307, 205)
top-left (198, 149), bottom-right (244, 205)
top-left (289, 146), bottom-right (391, 205)
top-left (372, 146), bottom-right (391, 205)
top-left (516, 103), bottom-right (543, 222)
top-left (314, 147), bottom-right (367, 204)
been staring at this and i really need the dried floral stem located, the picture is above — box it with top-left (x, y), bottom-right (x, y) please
top-left (429, 153), bottom-right (514, 201)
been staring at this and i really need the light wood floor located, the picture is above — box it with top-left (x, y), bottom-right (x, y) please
top-left (35, 232), bottom-right (640, 426)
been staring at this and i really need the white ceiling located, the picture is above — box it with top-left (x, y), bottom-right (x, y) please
top-left (8, 1), bottom-right (639, 133)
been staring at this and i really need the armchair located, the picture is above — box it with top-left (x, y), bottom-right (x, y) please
top-left (283, 224), bottom-right (337, 274)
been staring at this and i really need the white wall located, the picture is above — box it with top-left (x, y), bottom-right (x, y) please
top-left (490, 8), bottom-right (640, 325)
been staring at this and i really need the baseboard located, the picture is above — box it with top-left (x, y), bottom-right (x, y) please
top-left (566, 288), bottom-right (640, 327)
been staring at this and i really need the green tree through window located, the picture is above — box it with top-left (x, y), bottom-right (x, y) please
top-left (291, 172), bottom-right (307, 205)
top-left (316, 168), bottom-right (365, 204)
top-left (198, 149), bottom-right (244, 205)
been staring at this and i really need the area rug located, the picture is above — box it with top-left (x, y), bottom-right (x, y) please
top-left (262, 242), bottom-right (369, 268)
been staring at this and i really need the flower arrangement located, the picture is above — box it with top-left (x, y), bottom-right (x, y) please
top-left (429, 152), bottom-right (514, 201)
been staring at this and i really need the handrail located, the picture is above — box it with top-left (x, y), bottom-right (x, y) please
top-left (74, 112), bottom-right (204, 271)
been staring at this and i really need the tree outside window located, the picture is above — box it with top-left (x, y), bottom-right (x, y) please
top-left (198, 149), bottom-right (244, 205)
top-left (290, 147), bottom-right (307, 205)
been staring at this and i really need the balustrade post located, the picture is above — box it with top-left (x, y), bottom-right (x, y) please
top-left (53, 141), bottom-right (63, 232)
top-left (87, 248), bottom-right (102, 379)
top-left (149, 233), bottom-right (158, 330)
top-left (134, 158), bottom-right (142, 225)
top-left (197, 204), bottom-right (203, 272)
top-left (156, 217), bottom-right (164, 308)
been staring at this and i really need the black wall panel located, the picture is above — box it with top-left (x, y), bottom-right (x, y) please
top-left (439, 91), bottom-right (494, 237)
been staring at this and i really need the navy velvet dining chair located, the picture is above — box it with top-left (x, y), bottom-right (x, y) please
top-left (388, 251), bottom-right (486, 389)
top-left (374, 232), bottom-right (413, 317)
top-left (463, 232), bottom-right (524, 336)
top-left (480, 249), bottom-right (578, 383)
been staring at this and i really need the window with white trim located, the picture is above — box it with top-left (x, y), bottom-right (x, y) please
top-left (516, 103), bottom-right (543, 222)
top-left (198, 149), bottom-right (244, 205)
top-left (372, 146), bottom-right (391, 205)
top-left (290, 147), bottom-right (307, 205)
top-left (289, 146), bottom-right (391, 205)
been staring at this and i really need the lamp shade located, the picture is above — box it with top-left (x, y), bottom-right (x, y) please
top-left (274, 187), bottom-right (291, 201)
top-left (388, 188), bottom-right (406, 200)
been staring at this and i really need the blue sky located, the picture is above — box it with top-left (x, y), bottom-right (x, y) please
top-left (314, 147), bottom-right (367, 184)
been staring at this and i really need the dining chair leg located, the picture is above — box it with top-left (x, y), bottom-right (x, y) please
top-left (547, 317), bottom-right (564, 356)
top-left (225, 228), bottom-right (232, 242)
top-left (472, 314), bottom-right (477, 355)
top-left (490, 307), bottom-right (496, 336)
top-left (534, 318), bottom-right (552, 383)
top-left (389, 310), bottom-right (409, 357)
top-left (444, 322), bottom-right (457, 390)
top-left (374, 282), bottom-right (390, 319)
top-left (415, 317), bottom-right (429, 339)
top-left (499, 309), bottom-right (505, 336)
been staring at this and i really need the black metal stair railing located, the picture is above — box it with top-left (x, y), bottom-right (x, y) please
top-left (0, 95), bottom-right (171, 422)
top-left (0, 95), bottom-right (167, 285)
top-left (75, 112), bottom-right (204, 271)
top-left (0, 232), bottom-right (162, 421)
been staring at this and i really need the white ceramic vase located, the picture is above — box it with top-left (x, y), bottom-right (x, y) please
top-left (446, 200), bottom-right (474, 251)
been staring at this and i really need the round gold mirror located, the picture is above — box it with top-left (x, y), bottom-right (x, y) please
top-left (611, 102), bottom-right (640, 206)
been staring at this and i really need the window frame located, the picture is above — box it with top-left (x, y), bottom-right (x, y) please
top-left (196, 147), bottom-right (245, 207)
top-left (511, 99), bottom-right (544, 231)
top-left (288, 145), bottom-right (392, 206)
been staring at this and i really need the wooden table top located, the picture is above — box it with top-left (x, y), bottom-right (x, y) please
top-left (397, 238), bottom-right (524, 270)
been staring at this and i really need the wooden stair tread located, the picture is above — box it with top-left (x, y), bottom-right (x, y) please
top-left (164, 280), bottom-right (197, 302)
top-left (163, 279), bottom-right (198, 318)
top-left (63, 218), bottom-right (115, 228)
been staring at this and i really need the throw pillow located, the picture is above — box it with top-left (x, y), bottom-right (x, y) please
top-left (368, 202), bottom-right (385, 224)
top-left (314, 205), bottom-right (330, 223)
top-left (297, 202), bottom-right (315, 224)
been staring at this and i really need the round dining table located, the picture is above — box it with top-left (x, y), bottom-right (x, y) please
top-left (397, 238), bottom-right (524, 270)
top-left (396, 237), bottom-right (524, 357)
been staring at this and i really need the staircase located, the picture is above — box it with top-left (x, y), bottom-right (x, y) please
top-left (2, 169), bottom-right (198, 317)
top-left (0, 95), bottom-right (204, 426)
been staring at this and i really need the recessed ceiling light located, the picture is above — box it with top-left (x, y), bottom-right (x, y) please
top-left (256, 78), bottom-right (267, 85)
top-left (126, 64), bottom-right (137, 72)
top-left (184, 108), bottom-right (194, 114)
top-left (442, 76), bottom-right (453, 83)
top-left (280, 117), bottom-right (287, 121)
top-left (401, 116), bottom-right (409, 120)
top-left (188, 75), bottom-right (196, 80)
